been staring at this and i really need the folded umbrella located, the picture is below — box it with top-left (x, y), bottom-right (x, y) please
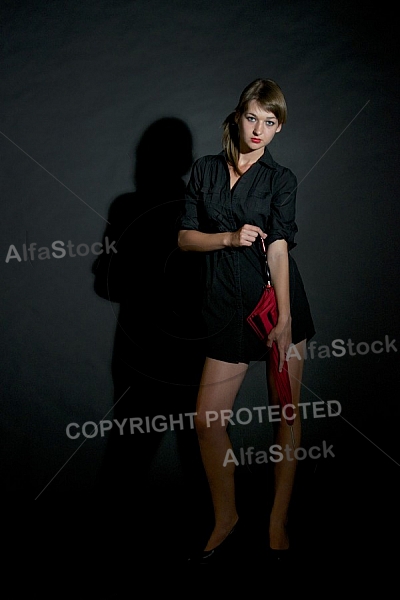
top-left (247, 237), bottom-right (296, 446)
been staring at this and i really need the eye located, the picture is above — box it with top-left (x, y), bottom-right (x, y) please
top-left (246, 116), bottom-right (256, 122)
top-left (266, 120), bottom-right (276, 126)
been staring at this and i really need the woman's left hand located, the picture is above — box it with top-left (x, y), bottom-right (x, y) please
top-left (266, 316), bottom-right (292, 372)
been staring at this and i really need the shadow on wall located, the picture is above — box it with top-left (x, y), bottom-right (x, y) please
top-left (91, 117), bottom-right (207, 510)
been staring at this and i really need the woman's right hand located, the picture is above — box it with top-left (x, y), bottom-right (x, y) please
top-left (178, 227), bottom-right (266, 253)
top-left (230, 224), bottom-right (267, 247)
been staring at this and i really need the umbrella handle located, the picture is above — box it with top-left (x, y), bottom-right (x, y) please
top-left (260, 237), bottom-right (272, 286)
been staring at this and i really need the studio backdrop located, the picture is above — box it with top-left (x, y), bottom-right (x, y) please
top-left (1, 0), bottom-right (399, 564)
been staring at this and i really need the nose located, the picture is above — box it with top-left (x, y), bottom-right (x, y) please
top-left (252, 124), bottom-right (261, 136)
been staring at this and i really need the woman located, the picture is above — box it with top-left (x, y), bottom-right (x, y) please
top-left (178, 78), bottom-right (315, 563)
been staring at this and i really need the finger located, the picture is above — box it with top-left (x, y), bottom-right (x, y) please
top-left (244, 224), bottom-right (264, 237)
top-left (253, 226), bottom-right (266, 238)
top-left (245, 234), bottom-right (258, 245)
top-left (241, 234), bottom-right (256, 246)
top-left (242, 226), bottom-right (267, 243)
top-left (278, 348), bottom-right (285, 372)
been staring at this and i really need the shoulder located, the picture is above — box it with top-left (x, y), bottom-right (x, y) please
top-left (265, 162), bottom-right (297, 199)
top-left (189, 153), bottom-right (225, 181)
top-left (273, 164), bottom-right (297, 187)
top-left (192, 154), bottom-right (224, 169)
top-left (259, 148), bottom-right (297, 187)
top-left (267, 160), bottom-right (297, 192)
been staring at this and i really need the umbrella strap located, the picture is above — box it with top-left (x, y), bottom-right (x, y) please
top-left (289, 425), bottom-right (296, 450)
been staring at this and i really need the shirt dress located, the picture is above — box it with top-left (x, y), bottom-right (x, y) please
top-left (179, 146), bottom-right (315, 364)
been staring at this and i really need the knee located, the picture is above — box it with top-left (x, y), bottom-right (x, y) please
top-left (194, 411), bottom-right (225, 440)
top-left (194, 411), bottom-right (211, 438)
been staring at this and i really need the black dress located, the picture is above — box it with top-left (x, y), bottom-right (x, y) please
top-left (179, 146), bottom-right (315, 364)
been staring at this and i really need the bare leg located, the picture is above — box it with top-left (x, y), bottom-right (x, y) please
top-left (194, 357), bottom-right (248, 551)
top-left (267, 340), bottom-right (306, 549)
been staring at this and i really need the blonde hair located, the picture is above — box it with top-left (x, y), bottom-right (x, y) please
top-left (222, 78), bottom-right (287, 176)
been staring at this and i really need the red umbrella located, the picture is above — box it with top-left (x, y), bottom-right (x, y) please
top-left (247, 238), bottom-right (295, 445)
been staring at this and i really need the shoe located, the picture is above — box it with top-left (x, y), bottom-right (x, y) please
top-left (268, 521), bottom-right (291, 564)
top-left (187, 521), bottom-right (239, 565)
top-left (268, 547), bottom-right (292, 565)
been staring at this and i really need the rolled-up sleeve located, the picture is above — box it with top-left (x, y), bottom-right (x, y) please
top-left (179, 157), bottom-right (204, 231)
top-left (266, 168), bottom-right (298, 250)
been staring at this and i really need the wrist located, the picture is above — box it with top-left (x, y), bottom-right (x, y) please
top-left (277, 313), bottom-right (291, 324)
top-left (223, 232), bottom-right (233, 247)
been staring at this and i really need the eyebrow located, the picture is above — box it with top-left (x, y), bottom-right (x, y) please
top-left (246, 112), bottom-right (277, 119)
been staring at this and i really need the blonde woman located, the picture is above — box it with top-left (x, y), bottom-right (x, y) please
top-left (179, 79), bottom-right (315, 564)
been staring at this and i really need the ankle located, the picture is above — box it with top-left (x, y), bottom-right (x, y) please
top-left (204, 517), bottom-right (239, 551)
top-left (269, 519), bottom-right (289, 550)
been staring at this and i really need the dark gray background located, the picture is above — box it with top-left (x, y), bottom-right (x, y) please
top-left (1, 0), bottom-right (399, 577)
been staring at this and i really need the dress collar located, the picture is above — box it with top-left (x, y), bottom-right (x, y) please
top-left (219, 146), bottom-right (278, 170)
top-left (258, 146), bottom-right (279, 169)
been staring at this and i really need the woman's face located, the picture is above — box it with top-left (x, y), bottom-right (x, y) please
top-left (237, 100), bottom-right (282, 155)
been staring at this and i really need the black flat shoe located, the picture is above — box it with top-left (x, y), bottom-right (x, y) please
top-left (187, 521), bottom-right (239, 565)
top-left (268, 547), bottom-right (292, 564)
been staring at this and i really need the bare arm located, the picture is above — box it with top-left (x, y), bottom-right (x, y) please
top-left (178, 225), bottom-right (266, 252)
top-left (266, 239), bottom-right (291, 371)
